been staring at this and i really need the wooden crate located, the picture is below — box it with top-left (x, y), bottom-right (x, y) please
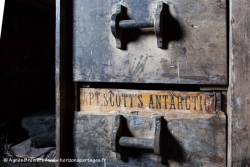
top-left (56, 0), bottom-right (250, 166)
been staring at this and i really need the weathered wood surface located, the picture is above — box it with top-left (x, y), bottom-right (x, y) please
top-left (72, 0), bottom-right (227, 84)
top-left (229, 0), bottom-right (250, 166)
top-left (73, 113), bottom-right (226, 167)
top-left (56, 0), bottom-right (69, 166)
top-left (80, 88), bottom-right (221, 114)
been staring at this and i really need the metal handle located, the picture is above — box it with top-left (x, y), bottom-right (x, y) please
top-left (119, 20), bottom-right (154, 29)
top-left (111, 115), bottom-right (162, 160)
top-left (110, 1), bottom-right (163, 49)
top-left (119, 137), bottom-right (154, 149)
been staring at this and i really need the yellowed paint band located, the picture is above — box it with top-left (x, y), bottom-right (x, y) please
top-left (80, 88), bottom-right (217, 114)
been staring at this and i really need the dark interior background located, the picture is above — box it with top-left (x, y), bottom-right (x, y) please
top-left (0, 0), bottom-right (55, 126)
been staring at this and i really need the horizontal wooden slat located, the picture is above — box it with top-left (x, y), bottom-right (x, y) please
top-left (72, 0), bottom-right (227, 85)
top-left (73, 113), bottom-right (226, 166)
top-left (80, 88), bottom-right (221, 114)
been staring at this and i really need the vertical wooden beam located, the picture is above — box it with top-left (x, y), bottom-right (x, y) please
top-left (229, 0), bottom-right (250, 166)
top-left (56, 0), bottom-right (68, 166)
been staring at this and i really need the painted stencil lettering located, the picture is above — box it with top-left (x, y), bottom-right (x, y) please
top-left (80, 88), bottom-right (218, 114)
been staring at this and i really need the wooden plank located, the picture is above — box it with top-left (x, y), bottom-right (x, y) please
top-left (73, 113), bottom-right (226, 166)
top-left (72, 0), bottom-right (227, 85)
top-left (56, 1), bottom-right (76, 167)
top-left (229, 0), bottom-right (250, 166)
top-left (80, 88), bottom-right (221, 114)
top-left (56, 0), bottom-right (68, 167)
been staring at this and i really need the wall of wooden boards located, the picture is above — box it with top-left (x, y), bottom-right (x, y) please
top-left (73, 113), bottom-right (226, 167)
top-left (55, 0), bottom-right (250, 166)
top-left (229, 0), bottom-right (250, 166)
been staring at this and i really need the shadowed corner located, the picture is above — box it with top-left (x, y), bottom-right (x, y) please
top-left (116, 115), bottom-right (134, 162)
top-left (63, 0), bottom-right (75, 166)
top-left (161, 3), bottom-right (184, 49)
top-left (160, 117), bottom-right (186, 165)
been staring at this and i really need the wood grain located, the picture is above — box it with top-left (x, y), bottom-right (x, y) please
top-left (229, 0), bottom-right (250, 166)
top-left (72, 0), bottom-right (227, 85)
top-left (56, 0), bottom-right (68, 166)
top-left (73, 113), bottom-right (226, 167)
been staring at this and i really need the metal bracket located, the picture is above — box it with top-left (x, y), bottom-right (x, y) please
top-left (214, 91), bottom-right (222, 113)
top-left (110, 1), bottom-right (163, 49)
top-left (111, 115), bottom-right (162, 161)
